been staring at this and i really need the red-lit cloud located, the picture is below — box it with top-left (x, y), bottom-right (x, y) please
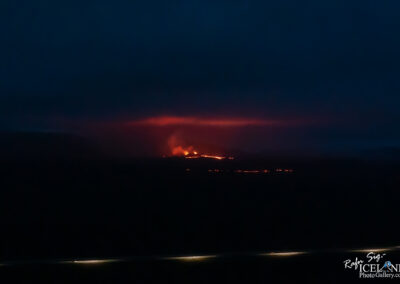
top-left (128, 116), bottom-right (282, 127)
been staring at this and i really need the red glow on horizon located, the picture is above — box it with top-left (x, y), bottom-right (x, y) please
top-left (129, 116), bottom-right (279, 127)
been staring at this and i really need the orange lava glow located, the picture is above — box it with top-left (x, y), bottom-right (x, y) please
top-left (166, 135), bottom-right (232, 160)
top-left (170, 149), bottom-right (230, 160)
top-left (171, 145), bottom-right (196, 156)
top-left (129, 116), bottom-right (278, 127)
top-left (186, 154), bottom-right (234, 160)
top-left (168, 147), bottom-right (231, 160)
top-left (197, 154), bottom-right (226, 160)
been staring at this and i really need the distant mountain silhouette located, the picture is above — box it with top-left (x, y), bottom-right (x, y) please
top-left (0, 131), bottom-right (101, 160)
top-left (360, 147), bottom-right (400, 161)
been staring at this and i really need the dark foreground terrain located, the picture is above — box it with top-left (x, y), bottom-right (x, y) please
top-left (4, 250), bottom-right (400, 283)
top-left (1, 156), bottom-right (400, 282)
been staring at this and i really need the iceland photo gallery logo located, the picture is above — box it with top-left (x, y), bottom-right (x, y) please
top-left (344, 251), bottom-right (400, 279)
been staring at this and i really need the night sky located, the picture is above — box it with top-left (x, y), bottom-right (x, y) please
top-left (2, 1), bottom-right (400, 155)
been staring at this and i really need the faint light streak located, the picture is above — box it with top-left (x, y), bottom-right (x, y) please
top-left (199, 154), bottom-right (225, 160)
top-left (235, 169), bottom-right (262, 174)
top-left (66, 259), bottom-right (120, 265)
top-left (165, 255), bottom-right (218, 262)
top-left (234, 169), bottom-right (273, 174)
top-left (351, 248), bottom-right (395, 253)
top-left (260, 251), bottom-right (306, 257)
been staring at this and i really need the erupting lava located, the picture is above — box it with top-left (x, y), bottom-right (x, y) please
top-left (165, 134), bottom-right (233, 160)
top-left (169, 145), bottom-right (231, 160)
top-left (167, 136), bottom-right (232, 160)
top-left (171, 145), bottom-right (196, 156)
top-left (185, 154), bottom-right (231, 160)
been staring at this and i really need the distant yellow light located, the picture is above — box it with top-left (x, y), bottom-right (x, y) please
top-left (351, 248), bottom-right (394, 253)
top-left (165, 255), bottom-right (217, 262)
top-left (260, 251), bottom-right (306, 257)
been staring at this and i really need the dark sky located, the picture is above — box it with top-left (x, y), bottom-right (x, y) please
top-left (2, 1), bottom-right (400, 154)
